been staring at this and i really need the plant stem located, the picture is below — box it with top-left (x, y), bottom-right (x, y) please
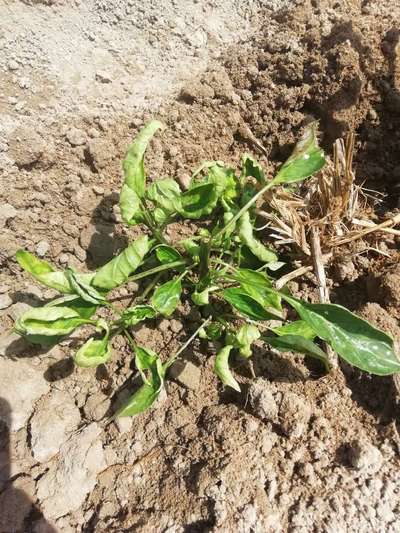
top-left (128, 260), bottom-right (188, 282)
top-left (165, 316), bottom-right (212, 369)
top-left (212, 180), bottom-right (275, 242)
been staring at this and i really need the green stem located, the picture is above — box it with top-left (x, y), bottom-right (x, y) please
top-left (165, 317), bottom-right (212, 369)
top-left (128, 260), bottom-right (188, 282)
top-left (212, 180), bottom-right (275, 242)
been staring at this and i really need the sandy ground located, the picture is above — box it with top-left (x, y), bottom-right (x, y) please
top-left (1, 0), bottom-right (400, 532)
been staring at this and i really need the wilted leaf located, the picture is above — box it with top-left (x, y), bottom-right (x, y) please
top-left (238, 212), bottom-right (278, 264)
top-left (74, 323), bottom-right (111, 368)
top-left (192, 288), bottom-right (210, 306)
top-left (241, 154), bottom-right (265, 184)
top-left (264, 334), bottom-right (329, 369)
top-left (282, 295), bottom-right (400, 375)
top-left (14, 307), bottom-right (90, 337)
top-left (120, 120), bottom-right (164, 224)
top-left (151, 277), bottom-right (182, 316)
top-left (16, 250), bottom-right (72, 294)
top-left (273, 122), bottom-right (325, 184)
top-left (46, 294), bottom-right (98, 320)
top-left (147, 179), bottom-right (181, 214)
top-left (214, 345), bottom-right (240, 392)
top-left (272, 320), bottom-right (316, 340)
top-left (223, 288), bottom-right (277, 321)
top-left (92, 235), bottom-right (150, 290)
top-left (235, 324), bottom-right (260, 358)
top-left (66, 269), bottom-right (106, 304)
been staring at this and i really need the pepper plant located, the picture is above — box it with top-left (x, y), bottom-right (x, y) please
top-left (14, 121), bottom-right (400, 416)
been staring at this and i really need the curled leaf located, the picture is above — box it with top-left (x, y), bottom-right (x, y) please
top-left (121, 305), bottom-right (156, 326)
top-left (235, 324), bottom-right (260, 358)
top-left (241, 154), bottom-right (265, 184)
top-left (214, 345), bottom-right (241, 392)
top-left (14, 307), bottom-right (90, 337)
top-left (66, 269), bottom-right (106, 304)
top-left (147, 179), bottom-right (181, 214)
top-left (46, 294), bottom-right (98, 319)
top-left (74, 323), bottom-right (111, 368)
top-left (238, 212), bottom-right (278, 264)
top-left (92, 235), bottom-right (150, 290)
top-left (16, 250), bottom-right (72, 294)
top-left (120, 120), bottom-right (164, 224)
top-left (156, 245), bottom-right (182, 264)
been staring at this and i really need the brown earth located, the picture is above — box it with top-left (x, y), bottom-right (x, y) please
top-left (1, 0), bottom-right (400, 532)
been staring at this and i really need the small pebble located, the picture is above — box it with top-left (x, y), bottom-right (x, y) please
top-left (0, 293), bottom-right (13, 310)
top-left (36, 240), bottom-right (50, 257)
top-left (92, 185), bottom-right (104, 195)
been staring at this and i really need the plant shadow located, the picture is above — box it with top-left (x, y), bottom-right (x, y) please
top-left (85, 192), bottom-right (128, 270)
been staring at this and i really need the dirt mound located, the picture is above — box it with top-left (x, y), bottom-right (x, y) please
top-left (1, 1), bottom-right (400, 532)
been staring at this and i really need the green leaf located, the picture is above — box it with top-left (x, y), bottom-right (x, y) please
top-left (120, 120), bottom-right (164, 224)
top-left (120, 305), bottom-right (156, 326)
top-left (156, 245), bottom-right (182, 264)
top-left (241, 154), bottom-right (265, 184)
top-left (151, 277), bottom-right (182, 317)
top-left (233, 268), bottom-right (282, 311)
top-left (46, 294), bottom-right (98, 319)
top-left (272, 320), bottom-right (316, 340)
top-left (282, 295), bottom-right (400, 376)
top-left (14, 307), bottom-right (90, 337)
top-left (238, 212), bottom-right (278, 264)
top-left (16, 250), bottom-right (72, 294)
top-left (116, 382), bottom-right (160, 417)
top-left (179, 183), bottom-right (218, 219)
top-left (273, 122), bottom-right (325, 185)
top-left (214, 345), bottom-right (240, 392)
top-left (134, 345), bottom-right (159, 385)
top-left (182, 238), bottom-right (200, 259)
top-left (223, 288), bottom-right (277, 321)
top-left (147, 179), bottom-right (181, 213)
top-left (117, 351), bottom-right (166, 417)
top-left (264, 334), bottom-right (329, 369)
top-left (235, 324), bottom-right (260, 358)
top-left (66, 269), bottom-right (106, 304)
top-left (92, 235), bottom-right (150, 290)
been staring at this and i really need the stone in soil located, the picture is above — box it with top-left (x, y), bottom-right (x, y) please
top-left (169, 360), bottom-right (201, 390)
top-left (348, 439), bottom-right (383, 474)
top-left (0, 359), bottom-right (50, 431)
top-left (36, 422), bottom-right (106, 520)
top-left (0, 203), bottom-right (17, 229)
top-left (66, 126), bottom-right (87, 146)
top-left (248, 379), bottom-right (279, 422)
top-left (0, 293), bottom-right (12, 310)
top-left (279, 391), bottom-right (311, 439)
top-left (30, 390), bottom-right (81, 462)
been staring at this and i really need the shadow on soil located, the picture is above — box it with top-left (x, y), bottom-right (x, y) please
top-left (0, 398), bottom-right (57, 532)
